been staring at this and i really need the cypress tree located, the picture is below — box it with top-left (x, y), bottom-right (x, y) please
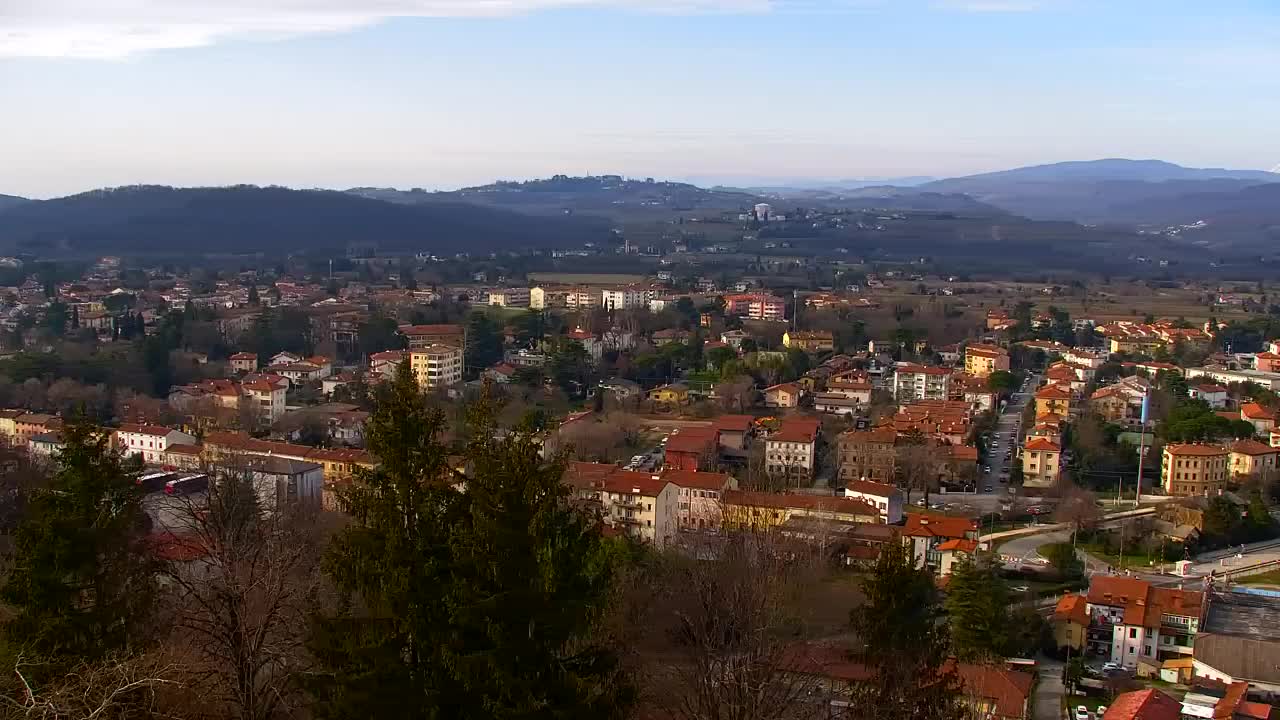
top-left (1, 421), bottom-right (157, 662)
top-left (944, 554), bottom-right (1010, 661)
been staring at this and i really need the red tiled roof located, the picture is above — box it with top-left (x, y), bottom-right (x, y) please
top-left (897, 363), bottom-right (951, 375)
top-left (599, 470), bottom-right (670, 498)
top-left (1035, 385), bottom-right (1072, 401)
top-left (564, 461), bottom-right (618, 490)
top-left (665, 428), bottom-right (718, 453)
top-left (1053, 594), bottom-right (1090, 626)
top-left (712, 414), bottom-right (755, 432)
top-left (937, 538), bottom-right (977, 553)
top-left (1230, 439), bottom-right (1278, 456)
top-left (661, 469), bottom-right (732, 491)
top-left (1242, 402), bottom-right (1276, 421)
top-left (1192, 383), bottom-right (1228, 393)
top-left (769, 421), bottom-right (818, 444)
top-left (845, 479), bottom-right (899, 498)
top-left (841, 427), bottom-right (898, 445)
top-left (229, 352), bottom-right (257, 360)
top-left (1164, 443), bottom-right (1228, 457)
top-left (1024, 437), bottom-right (1061, 452)
top-left (1102, 688), bottom-right (1180, 720)
top-left (165, 443), bottom-right (203, 456)
top-left (901, 513), bottom-right (977, 539)
top-left (724, 490), bottom-right (879, 518)
top-left (1215, 681), bottom-right (1250, 720)
top-left (951, 445), bottom-right (979, 461)
top-left (117, 423), bottom-right (174, 437)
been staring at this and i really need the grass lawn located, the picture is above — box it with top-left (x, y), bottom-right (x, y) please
top-left (1078, 543), bottom-right (1169, 573)
top-left (1239, 568), bottom-right (1280, 586)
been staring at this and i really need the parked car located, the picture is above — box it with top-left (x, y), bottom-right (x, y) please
top-left (1075, 706), bottom-right (1090, 720)
top-left (1102, 662), bottom-right (1122, 673)
top-left (1097, 706), bottom-right (1108, 718)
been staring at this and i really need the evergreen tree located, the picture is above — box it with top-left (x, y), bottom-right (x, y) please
top-left (848, 540), bottom-right (963, 720)
top-left (1, 421), bottom-right (157, 662)
top-left (1246, 490), bottom-right (1274, 541)
top-left (307, 368), bottom-right (632, 718)
top-left (944, 554), bottom-right (1010, 661)
top-left (70, 305), bottom-right (80, 329)
top-left (465, 311), bottom-right (504, 377)
top-left (247, 285), bottom-right (260, 305)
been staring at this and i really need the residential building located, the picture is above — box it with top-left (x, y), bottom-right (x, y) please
top-left (892, 363), bottom-right (951, 401)
top-left (1102, 689), bottom-right (1181, 720)
top-left (409, 344), bottom-right (463, 392)
top-left (600, 286), bottom-right (653, 311)
top-left (595, 471), bottom-right (679, 549)
top-left (1034, 385), bottom-right (1073, 417)
top-left (1241, 403), bottom-right (1277, 438)
top-left (247, 456), bottom-right (325, 513)
top-left (647, 383), bottom-right (689, 407)
top-left (812, 393), bottom-right (862, 416)
top-left (782, 330), bottom-right (835, 352)
top-left (566, 327), bottom-right (602, 361)
top-left (964, 343), bottom-right (1010, 378)
top-left (1089, 379), bottom-right (1149, 427)
top-left (229, 352), bottom-right (258, 373)
top-left (116, 424), bottom-right (198, 465)
top-left (1189, 383), bottom-right (1229, 409)
top-left (1162, 444), bottom-right (1229, 497)
top-left (1187, 366), bottom-right (1280, 393)
top-left (836, 427), bottom-right (897, 484)
top-left (763, 382), bottom-right (802, 408)
top-left (662, 469), bottom-right (735, 531)
top-left (564, 287), bottom-right (600, 310)
top-left (1082, 575), bottom-right (1202, 668)
top-left (765, 418), bottom-right (820, 482)
top-left (841, 479), bottom-right (903, 524)
top-left (1229, 439), bottom-right (1280, 480)
top-left (723, 293), bottom-right (786, 322)
top-left (722, 490), bottom-right (880, 529)
top-left (664, 428), bottom-right (719, 472)
top-left (487, 287), bottom-right (530, 308)
top-left (1180, 682), bottom-right (1271, 720)
top-left (900, 513), bottom-right (980, 574)
top-left (1052, 594), bottom-right (1090, 653)
top-left (369, 350), bottom-right (408, 378)
top-left (13, 413), bottom-right (61, 445)
top-left (826, 375), bottom-right (873, 404)
top-left (400, 323), bottom-right (465, 350)
top-left (1021, 437), bottom-right (1062, 489)
top-left (241, 376), bottom-right (289, 425)
top-left (711, 414), bottom-right (754, 455)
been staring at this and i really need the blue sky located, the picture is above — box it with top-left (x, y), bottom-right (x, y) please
top-left (2, 0), bottom-right (1277, 198)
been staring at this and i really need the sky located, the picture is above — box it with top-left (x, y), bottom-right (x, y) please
top-left (1, 0), bottom-right (1277, 198)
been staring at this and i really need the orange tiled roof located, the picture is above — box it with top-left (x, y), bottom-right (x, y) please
top-left (901, 513), bottom-right (977, 539)
top-left (725, 490), bottom-right (879, 517)
top-left (1164, 443), bottom-right (1228, 457)
top-left (1053, 594), bottom-right (1090, 626)
top-left (1024, 437), bottom-right (1061, 452)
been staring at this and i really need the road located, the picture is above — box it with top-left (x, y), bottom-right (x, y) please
top-left (1032, 657), bottom-right (1065, 720)
top-left (981, 372), bottom-right (1040, 498)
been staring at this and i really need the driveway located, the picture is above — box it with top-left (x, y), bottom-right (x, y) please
top-left (1033, 656), bottom-right (1065, 720)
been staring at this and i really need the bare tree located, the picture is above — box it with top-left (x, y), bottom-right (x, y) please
top-left (642, 530), bottom-right (831, 720)
top-left (895, 441), bottom-right (946, 506)
top-left (1053, 483), bottom-right (1102, 542)
top-left (1, 654), bottom-right (182, 720)
top-left (716, 375), bottom-right (757, 414)
top-left (157, 465), bottom-right (322, 720)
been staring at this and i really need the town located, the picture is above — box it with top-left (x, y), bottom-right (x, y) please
top-left (0, 248), bottom-right (1279, 720)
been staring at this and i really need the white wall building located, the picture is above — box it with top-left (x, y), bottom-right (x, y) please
top-left (116, 424), bottom-right (199, 465)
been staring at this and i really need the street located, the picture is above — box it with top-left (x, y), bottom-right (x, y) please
top-left (981, 372), bottom-right (1040, 497)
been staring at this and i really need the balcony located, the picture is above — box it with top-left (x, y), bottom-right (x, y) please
top-left (614, 514), bottom-right (644, 525)
top-left (613, 497), bottom-right (646, 510)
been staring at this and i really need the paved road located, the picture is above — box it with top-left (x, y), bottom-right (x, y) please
top-left (981, 373), bottom-right (1040, 497)
top-left (1033, 657), bottom-right (1065, 720)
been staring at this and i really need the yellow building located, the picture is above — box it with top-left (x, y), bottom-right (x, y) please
top-left (1051, 595), bottom-right (1088, 652)
top-left (964, 344), bottom-right (1010, 378)
top-left (647, 383), bottom-right (689, 406)
top-left (1022, 437), bottom-right (1062, 488)
top-left (722, 490), bottom-right (880, 529)
top-left (1228, 439), bottom-right (1280, 480)
top-left (409, 343), bottom-right (463, 392)
top-left (1162, 444), bottom-right (1229, 497)
top-left (1109, 337), bottom-right (1165, 355)
top-left (1034, 385), bottom-right (1072, 417)
top-left (0, 409), bottom-right (23, 443)
top-left (783, 330), bottom-right (835, 352)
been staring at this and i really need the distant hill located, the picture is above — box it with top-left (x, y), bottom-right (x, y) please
top-left (0, 194), bottom-right (28, 213)
top-left (918, 159), bottom-right (1278, 223)
top-left (0, 185), bottom-right (612, 256)
top-left (351, 174), bottom-right (760, 214)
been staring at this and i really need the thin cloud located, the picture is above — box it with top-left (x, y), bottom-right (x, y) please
top-left (0, 0), bottom-right (772, 59)
top-left (934, 0), bottom-right (1044, 11)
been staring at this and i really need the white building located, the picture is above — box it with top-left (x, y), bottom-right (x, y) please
top-left (841, 479), bottom-right (903, 524)
top-left (116, 424), bottom-right (198, 465)
top-left (488, 287), bottom-right (531, 308)
top-left (1084, 576), bottom-right (1201, 669)
top-left (1187, 367), bottom-right (1280, 392)
top-left (596, 471), bottom-right (679, 549)
top-left (249, 457), bottom-right (324, 513)
top-left (601, 286), bottom-right (653, 312)
top-left (892, 363), bottom-right (952, 401)
top-left (765, 420), bottom-right (819, 482)
top-left (410, 344), bottom-right (464, 392)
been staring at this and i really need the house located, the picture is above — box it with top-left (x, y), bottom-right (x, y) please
top-left (836, 427), bottom-right (897, 484)
top-left (590, 470), bottom-right (679, 549)
top-left (269, 351), bottom-right (302, 367)
top-left (664, 428), bottom-right (719, 472)
top-left (722, 490), bottom-right (880, 529)
top-left (369, 350), bottom-right (408, 379)
top-left (720, 330), bottom-right (751, 350)
top-left (1193, 587), bottom-right (1280, 698)
top-left (1102, 688), bottom-right (1181, 720)
top-left (765, 418), bottom-right (820, 482)
top-left (900, 513), bottom-right (979, 574)
top-left (14, 413), bottom-right (62, 445)
top-left (1256, 352), bottom-right (1280, 374)
top-left (1052, 594), bottom-right (1090, 653)
top-left (1021, 437), bottom-right (1062, 489)
top-left (782, 330), bottom-right (834, 352)
top-left (763, 382), bottom-right (802, 409)
top-left (247, 456), bottom-right (324, 513)
top-left (964, 344), bottom-right (1010, 378)
top-left (1162, 444), bottom-right (1229, 497)
top-left (1189, 383), bottom-right (1230, 409)
top-left (598, 377), bottom-right (642, 403)
top-left (322, 371), bottom-right (357, 397)
top-left (841, 479), bottom-right (903, 524)
top-left (1082, 575), bottom-right (1202, 668)
top-left (1034, 385), bottom-right (1073, 417)
top-left (1241, 403), bottom-right (1277, 438)
top-left (229, 352), bottom-right (258, 373)
top-left (1180, 681), bottom-right (1273, 720)
top-left (892, 363), bottom-right (951, 401)
top-left (1229, 439), bottom-right (1280, 480)
top-left (648, 383), bottom-right (689, 407)
top-left (661, 469), bottom-right (735, 531)
top-left (722, 293), bottom-right (786, 321)
top-left (1090, 379), bottom-right (1150, 428)
top-left (711, 414), bottom-right (755, 454)
top-left (116, 424), bottom-right (198, 465)
top-left (0, 409), bottom-right (23, 441)
top-left (565, 327), bottom-right (602, 361)
top-left (484, 362), bottom-right (517, 384)
top-left (813, 393), bottom-right (864, 416)
top-left (29, 432), bottom-right (67, 461)
top-left (651, 328), bottom-right (691, 346)
top-left (825, 376), bottom-right (873, 405)
top-left (241, 376), bottom-right (289, 425)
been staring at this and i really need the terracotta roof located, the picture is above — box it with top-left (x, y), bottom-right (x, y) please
top-left (769, 420), bottom-right (818, 444)
top-left (936, 538), bottom-right (977, 553)
top-left (841, 427), bottom-right (898, 445)
top-left (1230, 439), bottom-right (1278, 456)
top-left (165, 443), bottom-right (203, 456)
top-left (229, 352), bottom-right (257, 360)
top-left (1242, 402), bottom-right (1276, 420)
top-left (724, 490), bottom-right (879, 518)
top-left (1086, 575), bottom-right (1151, 608)
top-left (598, 470), bottom-right (670, 498)
top-left (370, 350), bottom-right (407, 361)
top-left (117, 423), bottom-right (175, 437)
top-left (665, 428), bottom-right (718, 453)
top-left (901, 513), bottom-right (977, 539)
top-left (953, 664), bottom-right (1034, 720)
top-left (951, 445), bottom-right (979, 461)
top-left (1053, 594), bottom-right (1090, 626)
top-left (1024, 437), bottom-right (1061, 452)
top-left (1035, 385), bottom-right (1072, 401)
top-left (897, 363), bottom-right (951, 375)
top-left (845, 479), bottom-right (899, 498)
top-left (764, 382), bottom-right (800, 394)
top-left (1164, 443), bottom-right (1228, 457)
top-left (711, 414), bottom-right (755, 432)
top-left (1215, 681), bottom-right (1250, 720)
top-left (1102, 688), bottom-right (1181, 720)
top-left (661, 469), bottom-right (732, 491)
top-left (563, 461), bottom-right (618, 490)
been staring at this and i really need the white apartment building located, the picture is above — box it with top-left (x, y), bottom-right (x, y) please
top-left (765, 420), bottom-right (819, 482)
top-left (596, 471), bottom-right (679, 549)
top-left (565, 288), bottom-right (600, 310)
top-left (892, 363), bottom-right (952, 401)
top-left (410, 344), bottom-right (464, 392)
top-left (841, 479), bottom-right (903, 524)
top-left (1084, 576), bottom-right (1202, 669)
top-left (116, 424), bottom-right (198, 465)
top-left (488, 287), bottom-right (531, 308)
top-left (242, 377), bottom-right (289, 425)
top-left (601, 286), bottom-right (653, 311)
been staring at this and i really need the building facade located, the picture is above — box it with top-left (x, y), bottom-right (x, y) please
top-left (410, 344), bottom-right (464, 392)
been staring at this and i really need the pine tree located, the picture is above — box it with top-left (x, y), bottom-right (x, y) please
top-left (848, 541), bottom-right (964, 720)
top-left (247, 285), bottom-right (260, 306)
top-left (1, 421), bottom-right (157, 662)
top-left (944, 554), bottom-right (1010, 661)
top-left (70, 305), bottom-right (80, 329)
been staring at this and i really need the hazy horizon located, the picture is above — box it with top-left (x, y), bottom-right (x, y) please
top-left (3, 0), bottom-right (1278, 198)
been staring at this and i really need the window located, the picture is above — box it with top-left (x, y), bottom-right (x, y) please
top-left (1128, 647), bottom-right (1135, 655)
top-left (1129, 628), bottom-right (1137, 639)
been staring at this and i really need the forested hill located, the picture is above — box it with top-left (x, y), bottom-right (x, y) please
top-left (0, 185), bottom-right (613, 256)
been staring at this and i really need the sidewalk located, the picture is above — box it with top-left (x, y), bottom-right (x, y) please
top-left (1033, 657), bottom-right (1065, 720)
